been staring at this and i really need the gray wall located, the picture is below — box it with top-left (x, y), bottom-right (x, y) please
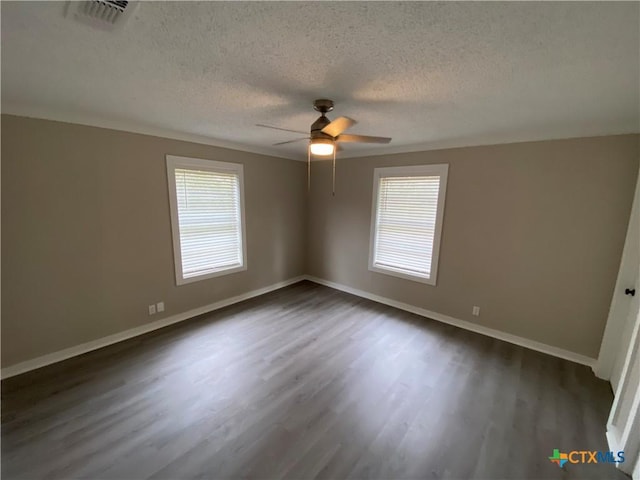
top-left (1, 115), bottom-right (307, 366)
top-left (2, 115), bottom-right (637, 367)
top-left (307, 135), bottom-right (639, 358)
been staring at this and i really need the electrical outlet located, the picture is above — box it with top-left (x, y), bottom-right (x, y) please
top-left (148, 304), bottom-right (156, 315)
top-left (157, 301), bottom-right (165, 313)
top-left (472, 306), bottom-right (480, 316)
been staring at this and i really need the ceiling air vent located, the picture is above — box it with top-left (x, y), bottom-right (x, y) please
top-left (66, 0), bottom-right (138, 31)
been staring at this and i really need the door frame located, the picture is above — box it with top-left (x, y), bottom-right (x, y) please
top-left (595, 170), bottom-right (639, 382)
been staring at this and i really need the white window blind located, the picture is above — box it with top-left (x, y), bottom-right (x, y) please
top-left (167, 156), bottom-right (246, 285)
top-left (370, 165), bottom-right (448, 285)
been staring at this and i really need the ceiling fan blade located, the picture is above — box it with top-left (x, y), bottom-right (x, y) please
top-left (256, 124), bottom-right (309, 135)
top-left (321, 116), bottom-right (356, 137)
top-left (336, 134), bottom-right (392, 144)
top-left (272, 138), bottom-right (309, 146)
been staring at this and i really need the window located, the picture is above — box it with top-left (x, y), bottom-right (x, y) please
top-left (166, 155), bottom-right (246, 285)
top-left (369, 164), bottom-right (448, 285)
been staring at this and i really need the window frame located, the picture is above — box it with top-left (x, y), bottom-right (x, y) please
top-left (368, 164), bottom-right (449, 286)
top-left (166, 155), bottom-right (247, 286)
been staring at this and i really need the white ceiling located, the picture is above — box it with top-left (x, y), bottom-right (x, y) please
top-left (2, 1), bottom-right (639, 160)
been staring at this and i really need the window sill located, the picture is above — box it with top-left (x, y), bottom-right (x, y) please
top-left (176, 264), bottom-right (247, 286)
top-left (368, 264), bottom-right (436, 286)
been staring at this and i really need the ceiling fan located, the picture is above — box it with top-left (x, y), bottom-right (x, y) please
top-left (256, 99), bottom-right (392, 194)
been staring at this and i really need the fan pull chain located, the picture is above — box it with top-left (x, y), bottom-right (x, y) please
top-left (332, 147), bottom-right (336, 196)
top-left (307, 145), bottom-right (311, 192)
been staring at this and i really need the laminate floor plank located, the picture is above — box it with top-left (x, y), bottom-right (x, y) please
top-left (1, 281), bottom-right (628, 479)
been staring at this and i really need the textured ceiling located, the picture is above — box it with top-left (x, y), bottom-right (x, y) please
top-left (2, 1), bottom-right (639, 160)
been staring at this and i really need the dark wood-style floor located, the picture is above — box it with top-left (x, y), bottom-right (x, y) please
top-left (1, 281), bottom-right (628, 480)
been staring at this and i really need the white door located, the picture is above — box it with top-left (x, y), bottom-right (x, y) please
top-left (605, 170), bottom-right (640, 477)
top-left (597, 170), bottom-right (639, 386)
top-left (611, 272), bottom-right (639, 390)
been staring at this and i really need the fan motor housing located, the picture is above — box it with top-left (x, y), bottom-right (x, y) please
top-left (311, 99), bottom-right (336, 140)
top-left (310, 115), bottom-right (332, 139)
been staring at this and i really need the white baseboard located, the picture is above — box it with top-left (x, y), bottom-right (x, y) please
top-left (1, 276), bottom-right (306, 379)
top-left (304, 275), bottom-right (596, 368)
top-left (1, 274), bottom-right (597, 379)
top-left (592, 361), bottom-right (611, 380)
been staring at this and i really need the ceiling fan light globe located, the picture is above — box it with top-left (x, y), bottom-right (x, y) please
top-left (310, 140), bottom-right (335, 156)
